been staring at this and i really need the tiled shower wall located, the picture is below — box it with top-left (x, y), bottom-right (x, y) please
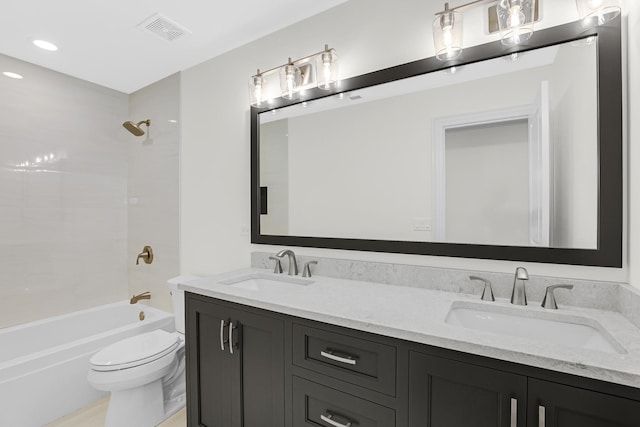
top-left (127, 74), bottom-right (180, 313)
top-left (0, 54), bottom-right (129, 328)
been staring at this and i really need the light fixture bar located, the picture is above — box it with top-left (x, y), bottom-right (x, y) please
top-left (435, 0), bottom-right (495, 15)
top-left (249, 45), bottom-right (338, 107)
top-left (433, 0), bottom-right (539, 60)
top-left (250, 45), bottom-right (335, 80)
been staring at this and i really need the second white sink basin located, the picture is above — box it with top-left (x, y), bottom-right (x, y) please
top-left (445, 301), bottom-right (625, 354)
top-left (218, 273), bottom-right (313, 292)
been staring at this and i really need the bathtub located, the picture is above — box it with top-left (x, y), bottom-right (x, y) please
top-left (0, 301), bottom-right (175, 427)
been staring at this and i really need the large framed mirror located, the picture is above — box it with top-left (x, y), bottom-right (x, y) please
top-left (251, 18), bottom-right (622, 267)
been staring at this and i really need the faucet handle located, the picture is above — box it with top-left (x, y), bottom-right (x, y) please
top-left (469, 276), bottom-right (495, 302)
top-left (136, 245), bottom-right (154, 265)
top-left (541, 284), bottom-right (574, 310)
top-left (302, 261), bottom-right (318, 278)
top-left (269, 256), bottom-right (283, 274)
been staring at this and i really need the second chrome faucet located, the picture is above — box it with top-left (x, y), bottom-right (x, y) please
top-left (276, 249), bottom-right (298, 276)
top-left (273, 249), bottom-right (318, 277)
top-left (511, 267), bottom-right (529, 305)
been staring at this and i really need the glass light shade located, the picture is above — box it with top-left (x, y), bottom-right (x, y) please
top-left (576, 0), bottom-right (621, 26)
top-left (248, 73), bottom-right (267, 107)
top-left (497, 0), bottom-right (536, 46)
top-left (316, 48), bottom-right (339, 90)
top-left (280, 63), bottom-right (302, 100)
top-left (433, 11), bottom-right (463, 61)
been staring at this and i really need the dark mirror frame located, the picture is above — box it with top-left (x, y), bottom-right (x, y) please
top-left (251, 17), bottom-right (622, 267)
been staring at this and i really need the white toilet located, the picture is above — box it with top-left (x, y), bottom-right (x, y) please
top-left (88, 279), bottom-right (187, 427)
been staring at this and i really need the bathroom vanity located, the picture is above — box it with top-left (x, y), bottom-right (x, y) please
top-left (189, 12), bottom-right (637, 427)
top-left (181, 268), bottom-right (640, 427)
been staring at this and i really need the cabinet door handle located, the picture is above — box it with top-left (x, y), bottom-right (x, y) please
top-left (229, 321), bottom-right (235, 355)
top-left (320, 413), bottom-right (353, 427)
top-left (320, 350), bottom-right (357, 365)
top-left (510, 398), bottom-right (517, 427)
top-left (538, 405), bottom-right (546, 427)
top-left (219, 320), bottom-right (228, 351)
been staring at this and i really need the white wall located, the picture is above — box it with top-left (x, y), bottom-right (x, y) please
top-left (127, 74), bottom-right (181, 313)
top-left (0, 54), bottom-right (129, 328)
top-left (181, 0), bottom-right (634, 284)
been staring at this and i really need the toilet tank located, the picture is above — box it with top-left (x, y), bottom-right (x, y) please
top-left (167, 276), bottom-right (196, 334)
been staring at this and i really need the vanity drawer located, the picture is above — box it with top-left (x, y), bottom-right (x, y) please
top-left (293, 376), bottom-right (396, 427)
top-left (292, 323), bottom-right (396, 396)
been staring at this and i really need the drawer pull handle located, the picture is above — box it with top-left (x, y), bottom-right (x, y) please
top-left (320, 413), bottom-right (352, 427)
top-left (539, 405), bottom-right (546, 427)
top-left (219, 320), bottom-right (228, 351)
top-left (511, 398), bottom-right (517, 427)
top-left (320, 350), bottom-right (357, 365)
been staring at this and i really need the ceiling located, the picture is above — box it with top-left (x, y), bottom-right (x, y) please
top-left (0, 0), bottom-right (348, 94)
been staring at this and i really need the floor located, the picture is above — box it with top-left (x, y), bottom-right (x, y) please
top-left (46, 397), bottom-right (186, 426)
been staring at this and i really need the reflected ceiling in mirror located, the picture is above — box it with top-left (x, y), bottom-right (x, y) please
top-left (251, 18), bottom-right (622, 267)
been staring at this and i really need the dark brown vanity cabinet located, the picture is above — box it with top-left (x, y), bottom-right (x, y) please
top-left (186, 293), bottom-right (640, 427)
top-left (185, 293), bottom-right (285, 427)
top-left (527, 379), bottom-right (640, 427)
top-left (408, 351), bottom-right (640, 427)
top-left (409, 352), bottom-right (527, 427)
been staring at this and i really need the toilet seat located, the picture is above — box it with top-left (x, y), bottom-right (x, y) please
top-left (90, 330), bottom-right (180, 371)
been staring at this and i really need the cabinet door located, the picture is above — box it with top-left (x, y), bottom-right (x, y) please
top-left (528, 378), bottom-right (640, 427)
top-left (186, 298), bottom-right (240, 427)
top-left (186, 295), bottom-right (285, 427)
top-left (235, 308), bottom-right (285, 427)
top-left (408, 351), bottom-right (527, 427)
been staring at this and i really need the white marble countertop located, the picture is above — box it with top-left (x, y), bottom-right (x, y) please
top-left (178, 268), bottom-right (640, 388)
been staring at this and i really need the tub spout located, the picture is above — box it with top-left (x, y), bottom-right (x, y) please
top-left (130, 292), bottom-right (151, 304)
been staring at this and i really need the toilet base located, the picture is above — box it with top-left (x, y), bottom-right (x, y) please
top-left (105, 379), bottom-right (165, 427)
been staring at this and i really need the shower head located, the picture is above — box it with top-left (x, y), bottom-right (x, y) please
top-left (122, 119), bottom-right (151, 136)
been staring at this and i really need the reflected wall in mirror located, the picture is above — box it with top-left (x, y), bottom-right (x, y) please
top-left (260, 40), bottom-right (598, 249)
top-left (251, 18), bottom-right (622, 267)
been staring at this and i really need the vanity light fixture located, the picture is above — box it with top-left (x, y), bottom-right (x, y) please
top-left (433, 3), bottom-right (463, 60)
top-left (433, 0), bottom-right (538, 60)
top-left (280, 59), bottom-right (302, 100)
top-left (248, 45), bottom-right (338, 107)
top-left (249, 70), bottom-right (267, 107)
top-left (496, 0), bottom-right (536, 45)
top-left (575, 0), bottom-right (620, 26)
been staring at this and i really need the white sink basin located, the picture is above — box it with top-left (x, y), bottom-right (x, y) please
top-left (445, 301), bottom-right (625, 354)
top-left (218, 273), bottom-right (313, 292)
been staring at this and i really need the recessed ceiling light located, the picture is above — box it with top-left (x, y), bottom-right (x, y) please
top-left (33, 39), bottom-right (58, 51)
top-left (2, 72), bottom-right (23, 79)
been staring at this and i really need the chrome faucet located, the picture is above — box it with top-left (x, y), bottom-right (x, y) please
top-left (276, 249), bottom-right (298, 276)
top-left (510, 267), bottom-right (529, 305)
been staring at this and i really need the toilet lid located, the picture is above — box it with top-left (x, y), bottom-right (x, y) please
top-left (90, 330), bottom-right (180, 371)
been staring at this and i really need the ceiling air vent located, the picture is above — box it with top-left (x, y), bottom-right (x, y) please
top-left (138, 13), bottom-right (191, 42)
